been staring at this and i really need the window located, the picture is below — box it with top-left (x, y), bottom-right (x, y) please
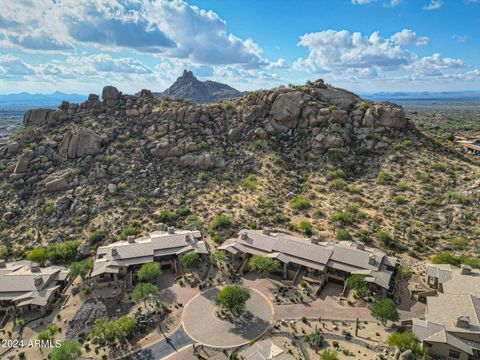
top-left (449, 349), bottom-right (460, 359)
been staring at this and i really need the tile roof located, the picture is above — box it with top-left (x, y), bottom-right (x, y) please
top-left (91, 229), bottom-right (207, 277)
top-left (219, 230), bottom-right (397, 289)
top-left (0, 261), bottom-right (68, 305)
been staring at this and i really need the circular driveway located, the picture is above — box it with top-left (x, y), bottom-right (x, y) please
top-left (181, 286), bottom-right (274, 348)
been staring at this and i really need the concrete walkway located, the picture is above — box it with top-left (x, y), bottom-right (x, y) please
top-left (122, 327), bottom-right (193, 360)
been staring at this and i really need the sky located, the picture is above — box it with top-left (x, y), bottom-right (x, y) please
top-left (0, 0), bottom-right (479, 95)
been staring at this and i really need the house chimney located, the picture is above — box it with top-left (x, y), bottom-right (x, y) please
top-left (240, 231), bottom-right (248, 240)
top-left (368, 254), bottom-right (376, 265)
top-left (34, 275), bottom-right (44, 287)
top-left (30, 264), bottom-right (41, 273)
top-left (310, 236), bottom-right (319, 245)
top-left (262, 229), bottom-right (271, 236)
top-left (456, 316), bottom-right (471, 328)
top-left (127, 235), bottom-right (136, 243)
top-left (356, 243), bottom-right (365, 251)
top-left (461, 265), bottom-right (472, 275)
top-left (111, 248), bottom-right (118, 257)
top-left (167, 227), bottom-right (175, 234)
top-left (0, 259), bottom-right (6, 268)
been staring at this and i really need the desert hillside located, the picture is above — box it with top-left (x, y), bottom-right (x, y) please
top-left (0, 79), bottom-right (478, 264)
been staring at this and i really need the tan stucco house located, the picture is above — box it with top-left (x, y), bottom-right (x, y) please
top-left (218, 229), bottom-right (398, 295)
top-left (413, 264), bottom-right (480, 360)
top-left (0, 260), bottom-right (68, 314)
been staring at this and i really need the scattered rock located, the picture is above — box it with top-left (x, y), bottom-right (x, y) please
top-left (46, 177), bottom-right (69, 192)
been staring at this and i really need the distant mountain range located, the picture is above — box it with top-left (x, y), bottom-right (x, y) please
top-left (0, 92), bottom-right (87, 108)
top-left (363, 90), bottom-right (480, 102)
top-left (155, 70), bottom-right (242, 103)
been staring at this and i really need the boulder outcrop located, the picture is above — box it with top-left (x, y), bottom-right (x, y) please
top-left (58, 129), bottom-right (102, 159)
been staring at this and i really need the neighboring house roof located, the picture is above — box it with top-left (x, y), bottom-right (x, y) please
top-left (413, 318), bottom-right (480, 356)
top-left (414, 264), bottom-right (480, 355)
top-left (0, 261), bottom-right (68, 306)
top-left (91, 229), bottom-right (208, 277)
top-left (241, 339), bottom-right (293, 360)
top-left (218, 230), bottom-right (397, 289)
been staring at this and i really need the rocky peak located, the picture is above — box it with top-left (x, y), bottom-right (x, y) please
top-left (157, 69), bottom-right (242, 103)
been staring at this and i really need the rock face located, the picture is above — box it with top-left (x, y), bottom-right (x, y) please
top-left (399, 350), bottom-right (416, 360)
top-left (363, 104), bottom-right (406, 129)
top-left (270, 91), bottom-right (305, 130)
top-left (58, 129), bottom-right (102, 159)
top-left (157, 70), bottom-right (242, 103)
top-left (46, 177), bottom-right (69, 192)
top-left (102, 86), bottom-right (120, 101)
top-left (179, 154), bottom-right (213, 170)
top-left (23, 108), bottom-right (52, 126)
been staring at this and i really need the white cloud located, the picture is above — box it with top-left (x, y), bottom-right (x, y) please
top-left (389, 0), bottom-right (403, 6)
top-left (293, 29), bottom-right (476, 85)
top-left (452, 35), bottom-right (468, 43)
top-left (391, 29), bottom-right (429, 46)
top-left (406, 53), bottom-right (464, 77)
top-left (0, 54), bottom-right (35, 76)
top-left (68, 54), bottom-right (153, 74)
top-left (266, 59), bottom-right (288, 69)
top-left (0, 0), bottom-right (270, 68)
top-left (293, 30), bottom-right (415, 73)
top-left (423, 0), bottom-right (443, 10)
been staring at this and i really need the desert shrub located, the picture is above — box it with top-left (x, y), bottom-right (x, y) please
top-left (449, 237), bottom-right (469, 249)
top-left (330, 178), bottom-right (346, 190)
top-left (431, 162), bottom-right (447, 172)
top-left (242, 174), bottom-right (258, 189)
top-left (377, 230), bottom-right (393, 247)
top-left (336, 229), bottom-right (352, 240)
top-left (432, 252), bottom-right (460, 266)
top-left (375, 170), bottom-right (391, 185)
top-left (291, 196), bottom-right (311, 210)
top-left (211, 214), bottom-right (232, 229)
top-left (326, 169), bottom-right (346, 180)
top-left (88, 229), bottom-right (106, 245)
top-left (298, 220), bottom-right (313, 236)
top-left (392, 195), bottom-right (407, 205)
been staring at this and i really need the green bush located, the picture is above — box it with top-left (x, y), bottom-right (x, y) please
top-left (180, 253), bottom-right (201, 270)
top-left (375, 170), bottom-right (391, 185)
top-left (449, 237), bottom-right (469, 249)
top-left (119, 227), bottom-right (136, 241)
top-left (88, 229), bottom-right (106, 245)
top-left (432, 252), bottom-right (460, 266)
top-left (330, 178), bottom-right (346, 190)
top-left (137, 262), bottom-right (161, 283)
top-left (298, 221), bottom-right (313, 236)
top-left (392, 195), bottom-right (407, 205)
top-left (291, 196), bottom-right (311, 210)
top-left (242, 174), bottom-right (258, 189)
top-left (431, 162), bottom-right (447, 172)
top-left (387, 331), bottom-right (422, 355)
top-left (336, 230), bottom-right (352, 240)
top-left (377, 230), bottom-right (393, 247)
top-left (326, 169), bottom-right (346, 180)
top-left (248, 255), bottom-right (280, 276)
top-left (211, 214), bottom-right (232, 229)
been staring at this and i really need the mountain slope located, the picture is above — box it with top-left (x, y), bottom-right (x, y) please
top-left (0, 80), bottom-right (478, 266)
top-left (156, 70), bottom-right (242, 103)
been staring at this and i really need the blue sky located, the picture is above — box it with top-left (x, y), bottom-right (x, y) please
top-left (0, 0), bottom-right (479, 94)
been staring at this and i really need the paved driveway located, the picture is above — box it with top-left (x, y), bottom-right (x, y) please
top-left (122, 327), bottom-right (193, 360)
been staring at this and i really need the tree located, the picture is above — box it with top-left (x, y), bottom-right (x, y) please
top-left (387, 331), bottom-right (422, 355)
top-left (69, 258), bottom-right (94, 279)
top-left (305, 326), bottom-right (325, 352)
top-left (248, 255), bottom-right (280, 276)
top-left (180, 252), bottom-right (201, 271)
top-left (89, 316), bottom-right (137, 346)
top-left (371, 299), bottom-right (399, 325)
top-left (137, 262), bottom-right (161, 283)
top-left (215, 285), bottom-right (250, 317)
top-left (346, 275), bottom-right (370, 298)
top-left (132, 283), bottom-right (158, 308)
top-left (210, 251), bottom-right (228, 266)
top-left (27, 247), bottom-right (49, 264)
top-left (319, 349), bottom-right (338, 360)
top-left (49, 340), bottom-right (82, 360)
